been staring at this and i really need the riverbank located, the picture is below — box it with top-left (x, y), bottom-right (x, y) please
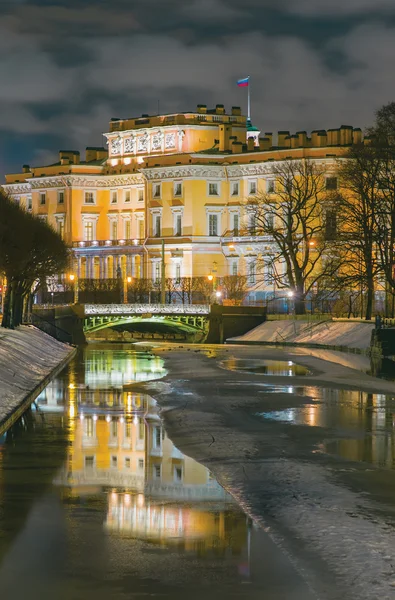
top-left (135, 344), bottom-right (395, 600)
top-left (228, 319), bottom-right (375, 353)
top-left (0, 326), bottom-right (76, 434)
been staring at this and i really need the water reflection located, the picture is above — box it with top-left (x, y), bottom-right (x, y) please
top-left (220, 358), bottom-right (310, 377)
top-left (0, 345), bottom-right (266, 598)
top-left (257, 387), bottom-right (395, 469)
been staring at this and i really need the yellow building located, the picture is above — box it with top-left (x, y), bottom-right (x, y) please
top-left (2, 104), bottom-right (361, 302)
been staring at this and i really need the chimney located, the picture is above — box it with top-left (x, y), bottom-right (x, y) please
top-left (327, 129), bottom-right (340, 146)
top-left (259, 137), bottom-right (271, 151)
top-left (219, 124), bottom-right (231, 152)
top-left (232, 141), bottom-right (243, 154)
top-left (290, 135), bottom-right (299, 149)
top-left (86, 147), bottom-right (108, 162)
top-left (59, 150), bottom-right (80, 165)
top-left (353, 128), bottom-right (362, 144)
top-left (22, 164), bottom-right (30, 173)
top-left (277, 131), bottom-right (290, 147)
top-left (216, 104), bottom-right (225, 115)
top-left (247, 137), bottom-right (255, 152)
top-left (296, 131), bottom-right (307, 147)
top-left (264, 132), bottom-right (273, 147)
top-left (197, 104), bottom-right (207, 114)
top-left (60, 157), bottom-right (70, 166)
top-left (340, 125), bottom-right (353, 146)
top-left (311, 130), bottom-right (327, 147)
top-left (231, 106), bottom-right (241, 116)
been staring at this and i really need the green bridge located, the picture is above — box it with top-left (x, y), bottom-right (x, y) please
top-left (30, 303), bottom-right (267, 345)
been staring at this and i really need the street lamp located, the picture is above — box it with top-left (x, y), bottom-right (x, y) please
top-left (69, 273), bottom-right (78, 304)
top-left (124, 276), bottom-right (132, 304)
top-left (215, 290), bottom-right (222, 304)
top-left (287, 290), bottom-right (294, 315)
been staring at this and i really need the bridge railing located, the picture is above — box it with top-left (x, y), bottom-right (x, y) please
top-left (84, 303), bottom-right (210, 316)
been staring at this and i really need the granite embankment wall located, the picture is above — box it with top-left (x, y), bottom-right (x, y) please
top-left (228, 319), bottom-right (375, 353)
top-left (0, 326), bottom-right (76, 434)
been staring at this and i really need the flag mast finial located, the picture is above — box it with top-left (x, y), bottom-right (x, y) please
top-left (247, 75), bottom-right (251, 123)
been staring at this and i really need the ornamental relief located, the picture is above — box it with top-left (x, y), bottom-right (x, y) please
top-left (124, 136), bottom-right (135, 154)
top-left (143, 166), bottom-right (225, 180)
top-left (151, 131), bottom-right (164, 152)
top-left (137, 132), bottom-right (149, 153)
top-left (165, 133), bottom-right (176, 149)
top-left (110, 137), bottom-right (122, 155)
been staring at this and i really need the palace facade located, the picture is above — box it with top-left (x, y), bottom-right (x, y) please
top-left (2, 104), bottom-right (362, 302)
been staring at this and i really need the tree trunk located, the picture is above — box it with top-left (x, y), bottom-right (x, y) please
top-left (365, 277), bottom-right (374, 320)
top-left (1, 285), bottom-right (12, 328)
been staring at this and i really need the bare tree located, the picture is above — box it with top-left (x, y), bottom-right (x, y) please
top-left (337, 143), bottom-right (383, 320)
top-left (220, 275), bottom-right (248, 305)
top-left (247, 159), bottom-right (342, 314)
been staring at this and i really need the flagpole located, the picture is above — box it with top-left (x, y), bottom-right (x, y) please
top-left (247, 76), bottom-right (251, 123)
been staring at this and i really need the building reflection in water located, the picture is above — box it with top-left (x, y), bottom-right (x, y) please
top-left (259, 387), bottom-right (395, 469)
top-left (37, 346), bottom-right (247, 555)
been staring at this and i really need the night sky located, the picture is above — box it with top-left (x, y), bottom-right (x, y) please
top-left (1, 0), bottom-right (395, 178)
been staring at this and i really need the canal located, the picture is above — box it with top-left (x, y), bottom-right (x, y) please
top-left (0, 344), bottom-right (315, 600)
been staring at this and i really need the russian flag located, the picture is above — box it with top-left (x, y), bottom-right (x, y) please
top-left (237, 77), bottom-right (249, 87)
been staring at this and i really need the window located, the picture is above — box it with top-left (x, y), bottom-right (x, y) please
top-left (154, 464), bottom-right (161, 479)
top-left (325, 209), bottom-right (337, 240)
top-left (326, 177), bottom-right (338, 191)
top-left (174, 182), bottom-right (182, 197)
top-left (209, 214), bottom-right (218, 236)
top-left (248, 212), bottom-right (256, 234)
top-left (264, 262), bottom-right (273, 284)
top-left (175, 214), bottom-right (182, 236)
top-left (155, 263), bottom-right (161, 283)
top-left (267, 213), bottom-right (274, 229)
top-left (27, 197), bottom-right (32, 210)
top-left (58, 190), bottom-right (64, 204)
top-left (138, 219), bottom-right (145, 239)
top-left (138, 459), bottom-right (144, 470)
top-left (232, 262), bottom-right (238, 276)
top-left (154, 426), bottom-right (162, 449)
top-left (175, 263), bottom-right (181, 283)
top-left (249, 180), bottom-right (257, 195)
top-left (84, 222), bottom-right (94, 241)
top-left (111, 456), bottom-right (118, 468)
top-left (85, 417), bottom-right (94, 437)
top-left (232, 214), bottom-right (239, 234)
top-left (231, 182), bottom-right (239, 196)
top-left (138, 189), bottom-right (144, 202)
top-left (84, 191), bottom-right (95, 204)
top-left (125, 220), bottom-right (131, 239)
top-left (124, 190), bottom-right (131, 203)
top-left (154, 215), bottom-right (161, 237)
top-left (57, 220), bottom-right (65, 239)
top-left (267, 180), bottom-right (275, 193)
top-left (153, 183), bottom-right (161, 198)
top-left (125, 457), bottom-right (131, 469)
top-left (111, 420), bottom-right (118, 438)
top-left (248, 262), bottom-right (256, 285)
top-left (111, 221), bottom-right (118, 240)
top-left (174, 466), bottom-right (183, 482)
top-left (125, 422), bottom-right (131, 438)
top-left (40, 192), bottom-right (46, 205)
top-left (208, 182), bottom-right (219, 196)
top-left (85, 456), bottom-right (94, 469)
top-left (111, 191), bottom-right (117, 204)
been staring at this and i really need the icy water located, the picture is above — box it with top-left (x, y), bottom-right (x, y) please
top-left (0, 345), bottom-right (314, 600)
top-left (220, 358), bottom-right (311, 376)
top-left (257, 386), bottom-right (395, 469)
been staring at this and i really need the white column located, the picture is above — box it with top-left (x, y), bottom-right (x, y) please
top-left (77, 256), bottom-right (82, 278)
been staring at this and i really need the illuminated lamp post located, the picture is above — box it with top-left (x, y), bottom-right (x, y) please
top-left (287, 290), bottom-right (294, 315)
top-left (124, 276), bottom-right (132, 304)
top-left (69, 274), bottom-right (78, 304)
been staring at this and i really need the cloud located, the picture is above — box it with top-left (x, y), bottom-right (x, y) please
top-left (280, 0), bottom-right (395, 16)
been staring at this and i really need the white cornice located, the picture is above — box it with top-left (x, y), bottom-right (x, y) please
top-left (3, 173), bottom-right (144, 191)
top-left (2, 182), bottom-right (32, 194)
top-left (142, 165), bottom-right (225, 181)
